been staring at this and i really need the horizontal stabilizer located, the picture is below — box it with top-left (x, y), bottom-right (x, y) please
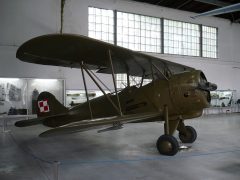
top-left (15, 117), bottom-right (45, 127)
top-left (15, 113), bottom-right (69, 127)
top-left (39, 112), bottom-right (161, 137)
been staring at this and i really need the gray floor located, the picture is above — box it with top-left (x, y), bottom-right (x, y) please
top-left (1, 114), bottom-right (240, 180)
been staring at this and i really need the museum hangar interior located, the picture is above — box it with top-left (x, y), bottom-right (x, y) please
top-left (0, 0), bottom-right (240, 180)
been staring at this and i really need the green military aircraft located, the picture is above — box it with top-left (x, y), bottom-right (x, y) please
top-left (15, 34), bottom-right (217, 156)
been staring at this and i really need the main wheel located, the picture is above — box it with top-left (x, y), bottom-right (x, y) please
top-left (179, 126), bottom-right (197, 143)
top-left (156, 135), bottom-right (179, 156)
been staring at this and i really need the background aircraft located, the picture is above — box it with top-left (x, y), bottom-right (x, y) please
top-left (15, 34), bottom-right (217, 156)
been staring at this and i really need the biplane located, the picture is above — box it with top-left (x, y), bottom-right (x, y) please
top-left (15, 34), bottom-right (217, 156)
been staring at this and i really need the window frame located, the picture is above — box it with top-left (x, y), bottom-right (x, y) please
top-left (163, 18), bottom-right (201, 57)
top-left (116, 10), bottom-right (162, 53)
top-left (202, 25), bottom-right (218, 59)
top-left (88, 6), bottom-right (218, 59)
top-left (88, 7), bottom-right (219, 89)
top-left (88, 6), bottom-right (115, 44)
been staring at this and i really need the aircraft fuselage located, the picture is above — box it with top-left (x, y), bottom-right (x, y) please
top-left (45, 70), bottom-right (213, 127)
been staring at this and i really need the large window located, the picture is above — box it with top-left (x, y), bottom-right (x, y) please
top-left (88, 7), bottom-right (114, 44)
top-left (164, 19), bottom-right (200, 56)
top-left (88, 7), bottom-right (218, 88)
top-left (117, 12), bottom-right (161, 53)
top-left (88, 7), bottom-right (218, 59)
top-left (202, 26), bottom-right (217, 58)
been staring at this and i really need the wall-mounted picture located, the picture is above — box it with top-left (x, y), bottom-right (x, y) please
top-left (0, 83), bottom-right (6, 101)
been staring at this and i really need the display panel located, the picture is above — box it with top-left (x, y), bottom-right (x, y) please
top-left (0, 78), bottom-right (27, 115)
top-left (0, 78), bottom-right (64, 115)
top-left (210, 90), bottom-right (236, 107)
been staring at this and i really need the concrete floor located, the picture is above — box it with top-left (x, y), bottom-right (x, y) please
top-left (0, 114), bottom-right (240, 180)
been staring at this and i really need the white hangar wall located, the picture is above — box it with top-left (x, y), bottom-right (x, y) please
top-left (0, 0), bottom-right (240, 97)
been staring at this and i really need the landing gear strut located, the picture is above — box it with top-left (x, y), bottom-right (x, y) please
top-left (156, 105), bottom-right (179, 156)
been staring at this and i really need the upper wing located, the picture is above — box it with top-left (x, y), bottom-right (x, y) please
top-left (17, 34), bottom-right (194, 79)
top-left (39, 112), bottom-right (161, 137)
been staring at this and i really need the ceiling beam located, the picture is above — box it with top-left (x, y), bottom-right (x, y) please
top-left (194, 0), bottom-right (231, 7)
top-left (177, 0), bottom-right (192, 9)
top-left (156, 0), bottom-right (165, 5)
top-left (191, 3), bottom-right (240, 18)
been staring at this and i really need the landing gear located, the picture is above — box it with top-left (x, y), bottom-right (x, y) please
top-left (156, 135), bottom-right (179, 156)
top-left (178, 126), bottom-right (197, 143)
top-left (155, 105), bottom-right (198, 155)
top-left (156, 105), bottom-right (179, 156)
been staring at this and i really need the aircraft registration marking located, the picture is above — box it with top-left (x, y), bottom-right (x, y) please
top-left (38, 99), bottom-right (50, 113)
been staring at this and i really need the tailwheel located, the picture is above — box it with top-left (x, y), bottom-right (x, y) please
top-left (179, 126), bottom-right (197, 143)
top-left (156, 135), bottom-right (179, 156)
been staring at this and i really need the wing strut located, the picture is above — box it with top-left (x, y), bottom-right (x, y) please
top-left (88, 68), bottom-right (111, 92)
top-left (140, 70), bottom-right (146, 87)
top-left (127, 71), bottom-right (130, 87)
top-left (82, 64), bottom-right (122, 116)
top-left (108, 50), bottom-right (123, 116)
top-left (80, 62), bottom-right (93, 119)
top-left (152, 63), bottom-right (169, 81)
top-left (150, 61), bottom-right (155, 81)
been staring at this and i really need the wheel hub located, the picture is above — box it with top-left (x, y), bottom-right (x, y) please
top-left (159, 141), bottom-right (173, 153)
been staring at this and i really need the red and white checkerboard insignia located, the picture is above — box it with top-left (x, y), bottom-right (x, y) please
top-left (38, 99), bottom-right (50, 113)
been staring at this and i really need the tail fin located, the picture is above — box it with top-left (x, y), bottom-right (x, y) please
top-left (15, 92), bottom-right (68, 128)
top-left (37, 91), bottom-right (68, 117)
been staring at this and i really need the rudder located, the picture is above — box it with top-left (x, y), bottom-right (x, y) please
top-left (37, 91), bottom-right (68, 117)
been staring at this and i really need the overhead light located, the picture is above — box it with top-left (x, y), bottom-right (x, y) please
top-left (34, 79), bottom-right (58, 82)
top-left (0, 78), bottom-right (20, 83)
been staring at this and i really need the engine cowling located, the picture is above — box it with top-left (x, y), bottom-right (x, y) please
top-left (169, 70), bottom-right (217, 119)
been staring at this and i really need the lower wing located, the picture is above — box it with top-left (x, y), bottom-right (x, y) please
top-left (39, 112), bottom-right (161, 137)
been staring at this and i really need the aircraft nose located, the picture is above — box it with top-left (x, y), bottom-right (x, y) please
top-left (198, 82), bottom-right (217, 91)
top-left (207, 82), bottom-right (217, 91)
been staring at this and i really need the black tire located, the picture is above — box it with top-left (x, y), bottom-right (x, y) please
top-left (156, 135), bottom-right (179, 156)
top-left (179, 126), bottom-right (197, 143)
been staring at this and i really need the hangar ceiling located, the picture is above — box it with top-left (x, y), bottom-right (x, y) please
top-left (130, 0), bottom-right (240, 23)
